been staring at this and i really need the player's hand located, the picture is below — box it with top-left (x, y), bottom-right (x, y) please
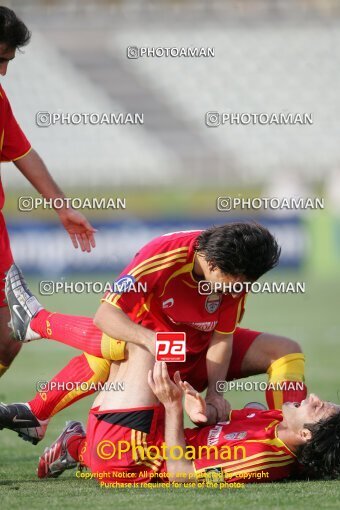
top-left (57, 208), bottom-right (97, 252)
top-left (205, 392), bottom-right (231, 423)
top-left (148, 361), bottom-right (182, 407)
top-left (174, 373), bottom-right (208, 424)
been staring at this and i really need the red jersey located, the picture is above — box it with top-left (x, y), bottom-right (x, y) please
top-left (103, 231), bottom-right (246, 383)
top-left (0, 84), bottom-right (31, 210)
top-left (87, 406), bottom-right (299, 485)
top-left (184, 409), bottom-right (299, 483)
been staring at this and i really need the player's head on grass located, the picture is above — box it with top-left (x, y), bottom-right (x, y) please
top-left (196, 222), bottom-right (280, 294)
top-left (0, 6), bottom-right (30, 75)
top-left (282, 394), bottom-right (340, 479)
top-left (298, 409), bottom-right (340, 479)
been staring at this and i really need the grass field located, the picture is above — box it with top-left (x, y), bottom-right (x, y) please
top-left (1, 271), bottom-right (340, 509)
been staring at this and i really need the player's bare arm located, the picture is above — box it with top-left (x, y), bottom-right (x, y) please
top-left (204, 331), bottom-right (233, 424)
top-left (94, 302), bottom-right (156, 354)
top-left (14, 149), bottom-right (96, 252)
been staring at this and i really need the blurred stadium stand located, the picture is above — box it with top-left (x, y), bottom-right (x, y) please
top-left (2, 0), bottom-right (340, 187)
top-left (1, 1), bottom-right (339, 275)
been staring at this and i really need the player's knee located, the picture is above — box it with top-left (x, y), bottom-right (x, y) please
top-left (92, 314), bottom-right (101, 330)
top-left (271, 337), bottom-right (302, 360)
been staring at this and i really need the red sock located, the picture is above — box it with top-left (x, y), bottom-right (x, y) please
top-left (282, 382), bottom-right (307, 405)
top-left (28, 353), bottom-right (110, 420)
top-left (31, 310), bottom-right (104, 357)
top-left (265, 354), bottom-right (307, 409)
top-left (67, 435), bottom-right (86, 462)
top-left (266, 382), bottom-right (307, 409)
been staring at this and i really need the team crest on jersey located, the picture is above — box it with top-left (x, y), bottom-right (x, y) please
top-left (112, 274), bottom-right (135, 293)
top-left (224, 431), bottom-right (247, 440)
top-left (203, 467), bottom-right (224, 483)
top-left (205, 293), bottom-right (222, 314)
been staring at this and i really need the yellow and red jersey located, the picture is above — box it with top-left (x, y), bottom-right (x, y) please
top-left (184, 408), bottom-right (299, 483)
top-left (0, 84), bottom-right (31, 210)
top-left (102, 231), bottom-right (246, 385)
top-left (85, 406), bottom-right (299, 485)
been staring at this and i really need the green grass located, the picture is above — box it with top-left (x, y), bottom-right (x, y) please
top-left (0, 271), bottom-right (340, 509)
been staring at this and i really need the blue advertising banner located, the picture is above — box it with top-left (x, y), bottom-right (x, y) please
top-left (7, 217), bottom-right (306, 275)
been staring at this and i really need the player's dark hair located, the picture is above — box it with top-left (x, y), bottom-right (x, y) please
top-left (297, 411), bottom-right (340, 479)
top-left (0, 6), bottom-right (31, 50)
top-left (196, 222), bottom-right (281, 280)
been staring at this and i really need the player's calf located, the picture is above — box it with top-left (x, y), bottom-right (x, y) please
top-left (0, 306), bottom-right (22, 376)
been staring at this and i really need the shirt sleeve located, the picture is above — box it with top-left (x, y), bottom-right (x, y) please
top-left (214, 294), bottom-right (246, 335)
top-left (1, 90), bottom-right (31, 162)
top-left (101, 240), bottom-right (189, 316)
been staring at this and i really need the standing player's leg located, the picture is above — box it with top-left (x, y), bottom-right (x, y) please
top-left (0, 307), bottom-right (21, 376)
top-left (227, 328), bottom-right (307, 409)
top-left (0, 213), bottom-right (21, 377)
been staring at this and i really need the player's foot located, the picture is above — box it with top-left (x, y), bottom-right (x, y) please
top-left (5, 263), bottom-right (42, 342)
top-left (37, 421), bottom-right (86, 479)
top-left (0, 402), bottom-right (49, 445)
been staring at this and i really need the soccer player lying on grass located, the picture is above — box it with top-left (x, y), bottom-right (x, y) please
top-left (1, 224), bottom-right (308, 443)
top-left (36, 343), bottom-right (340, 484)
